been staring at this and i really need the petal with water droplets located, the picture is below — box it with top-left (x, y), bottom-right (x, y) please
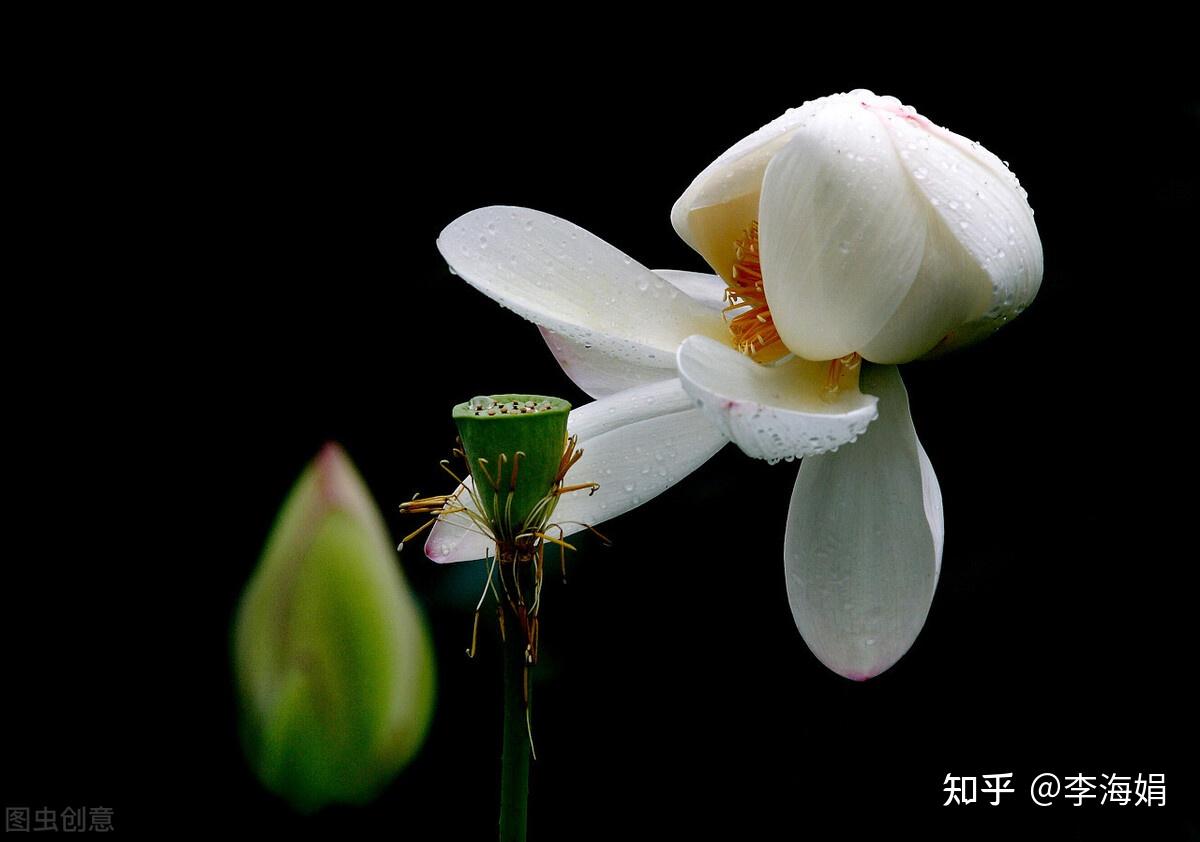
top-left (783, 364), bottom-right (943, 680)
top-left (676, 335), bottom-right (877, 463)
top-left (872, 101), bottom-right (1043, 352)
top-left (538, 327), bottom-right (672, 399)
top-left (438, 207), bottom-right (726, 374)
top-left (758, 99), bottom-right (927, 361)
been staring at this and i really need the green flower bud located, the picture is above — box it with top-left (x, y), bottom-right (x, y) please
top-left (233, 443), bottom-right (435, 812)
top-left (453, 395), bottom-right (570, 543)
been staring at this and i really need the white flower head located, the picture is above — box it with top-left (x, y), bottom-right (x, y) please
top-left (672, 89), bottom-right (1043, 363)
top-left (430, 91), bottom-right (1043, 681)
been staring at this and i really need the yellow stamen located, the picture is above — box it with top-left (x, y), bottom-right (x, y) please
top-left (724, 221), bottom-right (789, 363)
top-left (821, 353), bottom-right (862, 402)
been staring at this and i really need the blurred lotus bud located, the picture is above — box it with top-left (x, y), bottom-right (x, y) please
top-left (233, 443), bottom-right (435, 812)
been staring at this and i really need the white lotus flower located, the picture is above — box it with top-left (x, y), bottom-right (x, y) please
top-left (672, 89), bottom-right (1043, 363)
top-left (430, 90), bottom-right (1041, 680)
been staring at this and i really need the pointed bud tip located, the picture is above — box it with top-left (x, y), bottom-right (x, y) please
top-left (310, 441), bottom-right (376, 524)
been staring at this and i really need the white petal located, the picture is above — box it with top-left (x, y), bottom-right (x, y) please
top-left (676, 335), bottom-right (877, 463)
top-left (554, 380), bottom-right (727, 532)
top-left (917, 440), bottom-right (944, 577)
top-left (671, 93), bottom-right (856, 267)
top-left (653, 269), bottom-right (728, 312)
top-left (858, 205), bottom-right (991, 362)
top-left (759, 99), bottom-right (928, 361)
top-left (539, 327), bottom-right (672, 399)
top-left (566, 377), bottom-right (698, 440)
top-left (871, 99), bottom-right (1043, 347)
top-left (424, 379), bottom-right (726, 563)
top-left (783, 364), bottom-right (942, 680)
top-left (423, 477), bottom-right (494, 564)
top-left (539, 269), bottom-right (729, 399)
top-left (438, 207), bottom-right (726, 371)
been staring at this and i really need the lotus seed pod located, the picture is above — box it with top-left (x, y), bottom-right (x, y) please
top-left (452, 394), bottom-right (570, 538)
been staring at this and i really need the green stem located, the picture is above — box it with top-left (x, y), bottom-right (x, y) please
top-left (500, 610), bottom-right (530, 842)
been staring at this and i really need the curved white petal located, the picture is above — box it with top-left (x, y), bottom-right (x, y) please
top-left (438, 207), bottom-right (726, 371)
top-left (916, 440), bottom-right (944, 577)
top-left (676, 335), bottom-right (877, 463)
top-left (539, 269), bottom-right (728, 399)
top-left (422, 477), bottom-right (494, 564)
top-left (671, 93), bottom-right (849, 269)
top-left (759, 98), bottom-right (928, 361)
top-left (425, 379), bottom-right (726, 563)
top-left (870, 98), bottom-right (1043, 348)
top-left (539, 327), bottom-right (673, 399)
top-left (554, 381), bottom-right (727, 533)
top-left (653, 269), bottom-right (728, 312)
top-left (858, 205), bottom-right (991, 362)
top-left (783, 364), bottom-right (943, 680)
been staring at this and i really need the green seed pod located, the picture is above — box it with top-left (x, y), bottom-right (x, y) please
top-left (233, 443), bottom-right (435, 812)
top-left (452, 395), bottom-right (570, 541)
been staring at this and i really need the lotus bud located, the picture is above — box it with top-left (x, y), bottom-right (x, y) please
top-left (233, 443), bottom-right (435, 812)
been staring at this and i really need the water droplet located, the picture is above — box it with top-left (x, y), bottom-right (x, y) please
top-left (469, 396), bottom-right (495, 411)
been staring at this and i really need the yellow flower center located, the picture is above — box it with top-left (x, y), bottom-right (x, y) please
top-left (724, 220), bottom-right (860, 401)
top-left (723, 221), bottom-right (789, 364)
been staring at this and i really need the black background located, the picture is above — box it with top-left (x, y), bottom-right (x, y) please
top-left (5, 21), bottom-right (1197, 841)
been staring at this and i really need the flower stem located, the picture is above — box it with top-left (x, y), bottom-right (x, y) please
top-left (500, 608), bottom-right (530, 842)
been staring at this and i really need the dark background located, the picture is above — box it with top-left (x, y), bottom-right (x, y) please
top-left (5, 23), bottom-right (1197, 840)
